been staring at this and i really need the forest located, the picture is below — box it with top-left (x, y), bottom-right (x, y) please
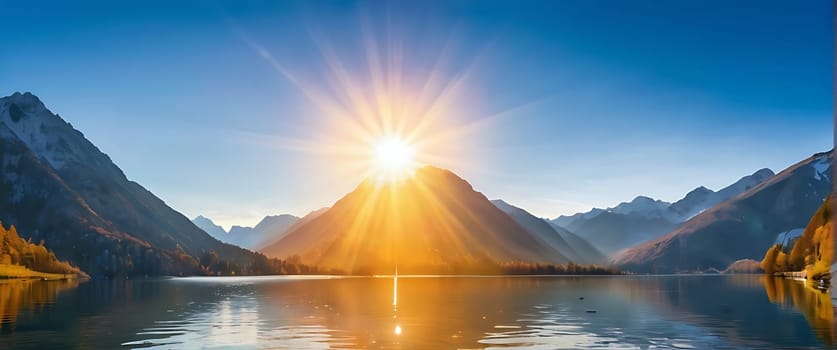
top-left (0, 221), bottom-right (86, 278)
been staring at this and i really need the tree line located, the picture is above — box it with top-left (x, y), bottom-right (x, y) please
top-left (0, 220), bottom-right (86, 277)
top-left (761, 195), bottom-right (833, 281)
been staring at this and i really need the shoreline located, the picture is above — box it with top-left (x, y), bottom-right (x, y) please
top-left (0, 264), bottom-right (85, 281)
top-left (772, 270), bottom-right (831, 290)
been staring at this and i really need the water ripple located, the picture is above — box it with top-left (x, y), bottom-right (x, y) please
top-left (121, 296), bottom-right (355, 349)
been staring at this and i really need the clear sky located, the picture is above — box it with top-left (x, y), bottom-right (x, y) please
top-left (0, 0), bottom-right (832, 229)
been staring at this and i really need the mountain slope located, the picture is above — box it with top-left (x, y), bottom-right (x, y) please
top-left (192, 215), bottom-right (227, 241)
top-left (562, 210), bottom-right (679, 256)
top-left (0, 92), bottom-right (278, 276)
top-left (491, 200), bottom-right (603, 264)
top-left (612, 150), bottom-right (833, 273)
top-left (669, 168), bottom-right (775, 221)
top-left (546, 222), bottom-right (606, 265)
top-left (258, 208), bottom-right (328, 251)
top-left (261, 166), bottom-right (568, 274)
top-left (551, 168), bottom-right (775, 255)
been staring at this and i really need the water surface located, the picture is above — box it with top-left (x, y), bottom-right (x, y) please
top-left (0, 275), bottom-right (834, 349)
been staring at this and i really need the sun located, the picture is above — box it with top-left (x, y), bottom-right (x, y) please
top-left (372, 136), bottom-right (417, 180)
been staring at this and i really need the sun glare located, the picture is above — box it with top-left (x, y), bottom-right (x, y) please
top-left (373, 136), bottom-right (416, 180)
top-left (244, 16), bottom-right (492, 185)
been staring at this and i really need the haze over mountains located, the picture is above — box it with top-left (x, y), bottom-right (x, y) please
top-left (491, 200), bottom-right (604, 265)
top-left (192, 214), bottom-right (299, 251)
top-left (0, 92), bottom-right (286, 276)
top-left (551, 168), bottom-right (776, 255)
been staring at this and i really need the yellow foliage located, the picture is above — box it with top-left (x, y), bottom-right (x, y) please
top-left (764, 195), bottom-right (833, 280)
top-left (761, 276), bottom-right (835, 345)
top-left (761, 244), bottom-right (789, 275)
top-left (0, 220), bottom-right (86, 277)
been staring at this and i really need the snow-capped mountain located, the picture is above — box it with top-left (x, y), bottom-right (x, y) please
top-left (550, 168), bottom-right (775, 255)
top-left (612, 150), bottom-right (833, 273)
top-left (668, 168), bottom-right (775, 221)
top-left (609, 196), bottom-right (673, 218)
top-left (0, 92), bottom-right (270, 276)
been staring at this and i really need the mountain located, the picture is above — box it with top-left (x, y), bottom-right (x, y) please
top-left (491, 200), bottom-right (603, 264)
top-left (258, 208), bottom-right (328, 249)
top-left (192, 215), bottom-right (227, 241)
top-left (558, 205), bottom-right (680, 256)
top-left (551, 168), bottom-right (775, 255)
top-left (260, 166), bottom-right (568, 274)
top-left (204, 214), bottom-right (299, 251)
top-left (669, 168), bottom-right (775, 221)
top-left (0, 92), bottom-right (281, 277)
top-left (546, 222), bottom-right (606, 265)
top-left (612, 150), bottom-right (833, 273)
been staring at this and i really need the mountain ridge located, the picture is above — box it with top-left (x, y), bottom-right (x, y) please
top-left (612, 150), bottom-right (832, 273)
top-left (491, 199), bottom-right (604, 264)
top-left (261, 166), bottom-right (570, 273)
top-left (550, 167), bottom-right (775, 255)
top-left (195, 214), bottom-right (300, 250)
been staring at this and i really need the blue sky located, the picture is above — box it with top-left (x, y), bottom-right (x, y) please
top-left (0, 0), bottom-right (832, 228)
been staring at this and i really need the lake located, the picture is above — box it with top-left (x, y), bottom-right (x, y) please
top-left (0, 275), bottom-right (834, 349)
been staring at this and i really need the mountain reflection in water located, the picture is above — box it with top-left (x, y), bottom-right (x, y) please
top-left (0, 275), bottom-right (834, 349)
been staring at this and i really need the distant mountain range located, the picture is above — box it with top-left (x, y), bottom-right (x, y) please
top-left (261, 166), bottom-right (577, 274)
top-left (551, 168), bottom-right (775, 255)
top-left (0, 92), bottom-right (283, 276)
top-left (192, 215), bottom-right (226, 240)
top-left (612, 150), bottom-right (832, 273)
top-left (192, 214), bottom-right (299, 251)
top-left (491, 200), bottom-right (604, 265)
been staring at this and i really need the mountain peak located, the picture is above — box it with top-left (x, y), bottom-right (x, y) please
top-left (690, 186), bottom-right (713, 194)
top-left (5, 91), bottom-right (43, 103)
top-left (0, 92), bottom-right (125, 177)
top-left (263, 166), bottom-right (567, 273)
top-left (609, 195), bottom-right (670, 216)
top-left (631, 195), bottom-right (656, 203)
top-left (2, 92), bottom-right (48, 117)
top-left (752, 168), bottom-right (775, 178)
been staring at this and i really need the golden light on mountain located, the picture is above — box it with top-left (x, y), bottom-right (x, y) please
top-left (261, 166), bottom-right (567, 274)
